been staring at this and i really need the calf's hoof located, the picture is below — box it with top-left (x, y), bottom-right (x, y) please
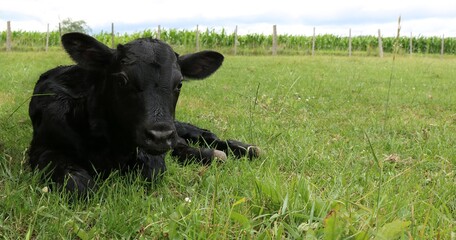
top-left (213, 150), bottom-right (227, 162)
top-left (226, 140), bottom-right (262, 159)
top-left (246, 146), bottom-right (262, 159)
top-left (64, 169), bottom-right (95, 197)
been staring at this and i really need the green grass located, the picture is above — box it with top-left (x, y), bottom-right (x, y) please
top-left (1, 51), bottom-right (455, 239)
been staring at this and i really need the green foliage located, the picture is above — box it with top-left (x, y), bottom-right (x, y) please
top-left (1, 28), bottom-right (455, 55)
top-left (375, 220), bottom-right (411, 239)
top-left (1, 52), bottom-right (455, 238)
top-left (60, 18), bottom-right (92, 34)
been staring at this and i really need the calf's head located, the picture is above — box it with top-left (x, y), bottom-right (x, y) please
top-left (61, 33), bottom-right (223, 154)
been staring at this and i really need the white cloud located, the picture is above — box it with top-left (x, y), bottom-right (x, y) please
top-left (1, 0), bottom-right (455, 36)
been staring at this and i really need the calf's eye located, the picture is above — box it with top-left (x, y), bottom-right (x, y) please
top-left (112, 72), bottom-right (129, 87)
top-left (175, 81), bottom-right (183, 92)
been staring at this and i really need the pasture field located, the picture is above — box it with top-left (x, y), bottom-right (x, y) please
top-left (0, 51), bottom-right (455, 239)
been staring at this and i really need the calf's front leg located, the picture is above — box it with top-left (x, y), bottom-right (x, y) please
top-left (173, 121), bottom-right (261, 161)
top-left (29, 149), bottom-right (95, 196)
top-left (171, 137), bottom-right (227, 165)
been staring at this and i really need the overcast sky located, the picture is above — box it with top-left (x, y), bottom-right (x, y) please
top-left (2, 0), bottom-right (456, 37)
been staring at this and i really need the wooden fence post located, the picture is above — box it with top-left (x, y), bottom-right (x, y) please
top-left (378, 29), bottom-right (383, 58)
top-left (233, 25), bottom-right (238, 55)
top-left (59, 23), bottom-right (62, 39)
top-left (111, 23), bottom-right (115, 48)
top-left (6, 21), bottom-right (12, 51)
top-left (196, 25), bottom-right (200, 52)
top-left (441, 34), bottom-right (444, 58)
top-left (312, 27), bottom-right (316, 56)
top-left (409, 32), bottom-right (413, 56)
top-left (157, 25), bottom-right (161, 40)
top-left (348, 28), bottom-right (352, 57)
top-left (272, 25), bottom-right (277, 55)
top-left (46, 23), bottom-right (50, 52)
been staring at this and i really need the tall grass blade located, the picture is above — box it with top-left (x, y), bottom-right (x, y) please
top-left (383, 16), bottom-right (402, 130)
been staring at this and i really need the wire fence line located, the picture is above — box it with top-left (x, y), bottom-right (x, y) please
top-left (2, 21), bottom-right (455, 56)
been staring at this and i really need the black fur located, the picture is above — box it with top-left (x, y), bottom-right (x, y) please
top-left (29, 32), bottom-right (259, 197)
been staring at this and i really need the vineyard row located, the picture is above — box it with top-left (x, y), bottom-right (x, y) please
top-left (1, 28), bottom-right (455, 55)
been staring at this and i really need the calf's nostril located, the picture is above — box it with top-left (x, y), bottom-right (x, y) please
top-left (147, 129), bottom-right (175, 140)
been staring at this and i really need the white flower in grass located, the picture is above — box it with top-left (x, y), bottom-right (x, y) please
top-left (184, 197), bottom-right (192, 203)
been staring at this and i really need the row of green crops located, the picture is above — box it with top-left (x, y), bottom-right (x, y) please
top-left (1, 29), bottom-right (455, 55)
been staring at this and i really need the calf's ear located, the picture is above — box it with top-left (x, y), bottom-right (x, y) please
top-left (178, 51), bottom-right (224, 79)
top-left (61, 32), bottom-right (115, 70)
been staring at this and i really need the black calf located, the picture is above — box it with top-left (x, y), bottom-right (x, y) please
top-left (28, 33), bottom-right (259, 196)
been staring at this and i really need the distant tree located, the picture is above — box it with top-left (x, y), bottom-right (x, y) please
top-left (60, 18), bottom-right (92, 34)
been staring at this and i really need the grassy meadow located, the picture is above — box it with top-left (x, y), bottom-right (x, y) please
top-left (0, 50), bottom-right (455, 239)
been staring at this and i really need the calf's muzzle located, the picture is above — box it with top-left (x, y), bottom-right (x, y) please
top-left (143, 121), bottom-right (177, 154)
